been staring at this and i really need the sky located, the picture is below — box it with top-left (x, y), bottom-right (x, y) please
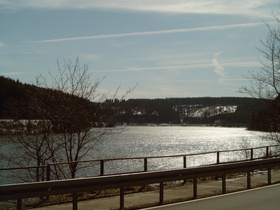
top-left (1, 0), bottom-right (280, 99)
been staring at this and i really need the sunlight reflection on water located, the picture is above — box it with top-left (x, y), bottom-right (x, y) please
top-left (0, 126), bottom-right (275, 183)
top-left (95, 126), bottom-right (270, 159)
top-left (85, 126), bottom-right (274, 175)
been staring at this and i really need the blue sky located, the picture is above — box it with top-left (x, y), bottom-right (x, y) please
top-left (0, 1), bottom-right (279, 99)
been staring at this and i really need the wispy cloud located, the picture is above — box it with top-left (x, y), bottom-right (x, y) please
top-left (1, 72), bottom-right (27, 76)
top-left (32, 22), bottom-right (268, 43)
top-left (92, 64), bottom-right (212, 73)
top-left (1, 0), bottom-right (277, 17)
top-left (91, 61), bottom-right (260, 73)
top-left (223, 62), bottom-right (261, 67)
top-left (212, 52), bottom-right (226, 84)
top-left (172, 78), bottom-right (251, 84)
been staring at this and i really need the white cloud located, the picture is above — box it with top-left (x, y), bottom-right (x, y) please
top-left (32, 22), bottom-right (269, 43)
top-left (1, 0), bottom-right (277, 17)
top-left (212, 52), bottom-right (226, 84)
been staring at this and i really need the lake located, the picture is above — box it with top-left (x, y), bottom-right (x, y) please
top-left (82, 126), bottom-right (276, 175)
top-left (0, 126), bottom-right (276, 184)
top-left (94, 126), bottom-right (272, 159)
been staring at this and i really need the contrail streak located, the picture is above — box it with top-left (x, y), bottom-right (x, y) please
top-left (91, 61), bottom-right (260, 73)
top-left (33, 22), bottom-right (270, 43)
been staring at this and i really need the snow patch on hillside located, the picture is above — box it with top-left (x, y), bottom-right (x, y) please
top-left (175, 105), bottom-right (238, 118)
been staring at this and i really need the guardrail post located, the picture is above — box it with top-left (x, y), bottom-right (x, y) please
top-left (72, 193), bottom-right (78, 210)
top-left (17, 199), bottom-right (22, 210)
top-left (268, 167), bottom-right (272, 185)
top-left (183, 156), bottom-right (187, 168)
top-left (193, 178), bottom-right (197, 199)
top-left (183, 156), bottom-right (187, 184)
top-left (46, 164), bottom-right (51, 181)
top-left (247, 171), bottom-right (251, 189)
top-left (36, 166), bottom-right (40, 182)
top-left (41, 166), bottom-right (45, 181)
top-left (144, 158), bottom-right (148, 172)
top-left (217, 152), bottom-right (220, 164)
top-left (266, 146), bottom-right (269, 158)
top-left (250, 149), bottom-right (254, 160)
top-left (100, 160), bottom-right (104, 176)
top-left (159, 182), bottom-right (164, 205)
top-left (120, 187), bottom-right (125, 210)
top-left (222, 174), bottom-right (226, 194)
top-left (44, 164), bottom-right (51, 200)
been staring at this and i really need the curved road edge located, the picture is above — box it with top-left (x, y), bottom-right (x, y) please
top-left (143, 183), bottom-right (280, 210)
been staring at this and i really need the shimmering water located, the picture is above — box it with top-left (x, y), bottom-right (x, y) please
top-left (94, 126), bottom-right (271, 159)
top-left (0, 126), bottom-right (276, 184)
top-left (80, 126), bottom-right (274, 176)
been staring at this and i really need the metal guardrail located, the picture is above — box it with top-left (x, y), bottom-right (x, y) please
top-left (1, 157), bottom-right (280, 210)
top-left (1, 145), bottom-right (279, 183)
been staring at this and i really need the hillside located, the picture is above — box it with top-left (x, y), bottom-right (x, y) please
top-left (0, 76), bottom-right (40, 119)
top-left (0, 76), bottom-right (114, 133)
top-left (0, 76), bottom-right (265, 127)
top-left (173, 104), bottom-right (238, 118)
top-left (114, 97), bottom-right (264, 126)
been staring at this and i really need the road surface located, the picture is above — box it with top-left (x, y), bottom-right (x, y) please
top-left (144, 183), bottom-right (280, 210)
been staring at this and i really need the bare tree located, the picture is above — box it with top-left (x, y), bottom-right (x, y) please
top-left (38, 57), bottom-right (135, 178)
top-left (2, 57), bottom-right (135, 182)
top-left (0, 89), bottom-right (61, 183)
top-left (34, 58), bottom-right (105, 178)
top-left (240, 13), bottom-right (280, 101)
top-left (240, 12), bottom-right (280, 140)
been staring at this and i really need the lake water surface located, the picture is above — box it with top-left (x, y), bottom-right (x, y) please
top-left (83, 126), bottom-right (276, 175)
top-left (95, 126), bottom-right (272, 159)
top-left (0, 126), bottom-right (276, 184)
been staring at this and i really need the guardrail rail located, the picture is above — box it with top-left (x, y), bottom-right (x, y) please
top-left (1, 145), bottom-right (279, 184)
top-left (1, 157), bottom-right (280, 210)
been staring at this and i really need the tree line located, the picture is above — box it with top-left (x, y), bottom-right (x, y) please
top-left (0, 76), bottom-right (112, 128)
top-left (113, 97), bottom-right (265, 126)
top-left (0, 76), bottom-right (266, 128)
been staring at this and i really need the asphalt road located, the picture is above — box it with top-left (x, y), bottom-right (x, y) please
top-left (144, 183), bottom-right (280, 210)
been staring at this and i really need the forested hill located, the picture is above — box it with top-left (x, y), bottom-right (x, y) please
top-left (0, 76), bottom-right (99, 121)
top-left (0, 76), bottom-right (41, 119)
top-left (114, 97), bottom-right (265, 126)
top-left (1, 76), bottom-right (265, 126)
